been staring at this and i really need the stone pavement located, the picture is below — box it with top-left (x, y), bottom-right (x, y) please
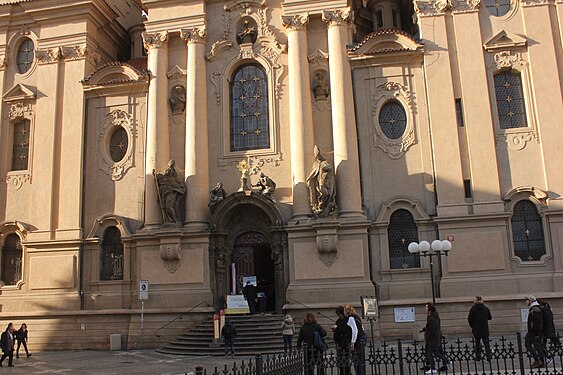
top-left (0, 350), bottom-right (254, 375)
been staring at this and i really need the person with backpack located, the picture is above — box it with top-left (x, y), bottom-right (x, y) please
top-left (332, 306), bottom-right (352, 375)
top-left (467, 296), bottom-right (492, 361)
top-left (525, 295), bottom-right (545, 368)
top-left (281, 313), bottom-right (295, 353)
top-left (297, 312), bottom-right (327, 375)
top-left (343, 305), bottom-right (366, 375)
top-left (221, 320), bottom-right (237, 358)
top-left (539, 300), bottom-right (561, 365)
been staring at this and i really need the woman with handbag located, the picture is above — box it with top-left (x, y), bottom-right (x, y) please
top-left (297, 312), bottom-right (327, 375)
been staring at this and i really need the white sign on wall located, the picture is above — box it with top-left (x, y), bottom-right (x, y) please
top-left (521, 308), bottom-right (529, 323)
top-left (139, 280), bottom-right (149, 300)
top-left (394, 307), bottom-right (416, 323)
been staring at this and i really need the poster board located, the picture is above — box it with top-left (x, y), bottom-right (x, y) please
top-left (226, 295), bottom-right (250, 314)
top-left (361, 296), bottom-right (379, 319)
top-left (394, 307), bottom-right (416, 323)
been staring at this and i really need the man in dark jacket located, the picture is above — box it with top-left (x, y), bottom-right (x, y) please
top-left (242, 281), bottom-right (257, 315)
top-left (539, 300), bottom-right (560, 364)
top-left (525, 295), bottom-right (545, 368)
top-left (467, 296), bottom-right (492, 361)
top-left (420, 304), bottom-right (449, 374)
top-left (0, 323), bottom-right (15, 367)
top-left (221, 320), bottom-right (237, 358)
top-left (332, 306), bottom-right (352, 375)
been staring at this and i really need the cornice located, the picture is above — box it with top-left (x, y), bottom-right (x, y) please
top-left (281, 14), bottom-right (309, 31)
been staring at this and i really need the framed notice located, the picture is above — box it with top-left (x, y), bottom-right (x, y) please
top-left (394, 307), bottom-right (415, 323)
top-left (361, 296), bottom-right (379, 319)
top-left (521, 308), bottom-right (529, 323)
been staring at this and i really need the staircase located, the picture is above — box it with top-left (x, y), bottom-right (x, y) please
top-left (156, 314), bottom-right (294, 356)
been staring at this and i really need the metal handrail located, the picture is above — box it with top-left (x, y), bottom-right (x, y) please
top-left (288, 297), bottom-right (336, 322)
top-left (154, 300), bottom-right (210, 337)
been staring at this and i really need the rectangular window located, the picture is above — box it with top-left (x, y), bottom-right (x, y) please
top-left (455, 99), bottom-right (464, 127)
top-left (11, 119), bottom-right (30, 171)
top-left (464, 179), bottom-right (472, 199)
top-left (494, 71), bottom-right (527, 129)
top-left (375, 10), bottom-right (383, 29)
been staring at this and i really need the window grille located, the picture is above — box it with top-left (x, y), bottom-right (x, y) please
top-left (388, 209), bottom-right (420, 269)
top-left (100, 226), bottom-right (124, 281)
top-left (109, 127), bottom-right (128, 163)
top-left (1, 234), bottom-right (23, 286)
top-left (484, 0), bottom-right (511, 16)
top-left (11, 120), bottom-right (30, 171)
top-left (17, 38), bottom-right (34, 74)
top-left (379, 101), bottom-right (407, 140)
top-left (494, 71), bottom-right (527, 129)
top-left (230, 64), bottom-right (270, 152)
top-left (511, 200), bottom-right (546, 261)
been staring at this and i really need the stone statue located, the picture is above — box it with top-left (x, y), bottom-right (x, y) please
top-left (253, 172), bottom-right (276, 200)
top-left (237, 159), bottom-right (252, 191)
top-left (236, 20), bottom-right (257, 44)
top-left (169, 85), bottom-right (186, 114)
top-left (306, 146), bottom-right (337, 216)
top-left (153, 159), bottom-right (186, 225)
top-left (209, 182), bottom-right (227, 211)
top-left (312, 71), bottom-right (330, 100)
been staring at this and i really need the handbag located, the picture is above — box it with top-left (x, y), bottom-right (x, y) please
top-left (313, 330), bottom-right (329, 351)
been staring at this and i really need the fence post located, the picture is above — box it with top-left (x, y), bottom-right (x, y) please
top-left (516, 332), bottom-right (526, 375)
top-left (398, 338), bottom-right (405, 375)
top-left (255, 354), bottom-right (263, 375)
top-left (195, 366), bottom-right (204, 375)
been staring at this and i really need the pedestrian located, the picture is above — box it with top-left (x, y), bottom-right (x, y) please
top-left (15, 323), bottom-right (31, 358)
top-left (297, 312), bottom-right (327, 375)
top-left (343, 305), bottom-right (366, 375)
top-left (538, 299), bottom-right (560, 365)
top-left (467, 296), bottom-right (492, 361)
top-left (525, 295), bottom-right (545, 368)
top-left (0, 322), bottom-right (15, 367)
top-left (257, 290), bottom-right (267, 314)
top-left (242, 281), bottom-right (257, 315)
top-left (221, 319), bottom-right (237, 358)
top-left (281, 313), bottom-right (295, 353)
top-left (420, 303), bottom-right (449, 374)
top-left (332, 306), bottom-right (352, 375)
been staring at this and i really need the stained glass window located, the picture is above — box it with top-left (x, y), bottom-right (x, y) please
top-left (17, 38), bottom-right (34, 74)
top-left (101, 226), bottom-right (124, 281)
top-left (1, 234), bottom-right (23, 286)
top-left (109, 127), bottom-right (128, 162)
top-left (11, 120), bottom-right (30, 171)
top-left (230, 64), bottom-right (269, 152)
top-left (388, 209), bottom-right (420, 269)
top-left (484, 0), bottom-right (511, 17)
top-left (494, 71), bottom-right (527, 129)
top-left (512, 200), bottom-right (546, 262)
top-left (379, 101), bottom-right (407, 139)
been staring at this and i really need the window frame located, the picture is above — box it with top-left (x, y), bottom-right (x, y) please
top-left (100, 226), bottom-right (124, 281)
top-left (0, 232), bottom-right (25, 289)
top-left (5, 104), bottom-right (35, 189)
top-left (13, 35), bottom-right (38, 79)
top-left (509, 199), bottom-right (548, 264)
top-left (387, 209), bottom-right (421, 269)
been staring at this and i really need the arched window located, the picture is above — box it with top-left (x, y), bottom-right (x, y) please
top-left (11, 119), bottom-right (30, 171)
top-left (100, 226), bottom-right (124, 281)
top-left (494, 71), bottom-right (527, 129)
top-left (16, 38), bottom-right (34, 74)
top-left (379, 100), bottom-right (407, 139)
top-left (230, 64), bottom-right (269, 152)
top-left (388, 209), bottom-right (420, 269)
top-left (511, 200), bottom-right (546, 261)
top-left (1, 234), bottom-right (23, 286)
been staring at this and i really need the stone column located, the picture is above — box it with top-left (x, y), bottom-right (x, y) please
top-left (142, 31), bottom-right (170, 228)
top-left (181, 27), bottom-right (209, 227)
top-left (281, 14), bottom-right (315, 219)
top-left (322, 9), bottom-right (363, 217)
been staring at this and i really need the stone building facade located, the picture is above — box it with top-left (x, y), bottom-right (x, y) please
top-left (0, 0), bottom-right (561, 349)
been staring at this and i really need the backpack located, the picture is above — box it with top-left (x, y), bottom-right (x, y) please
top-left (313, 330), bottom-right (329, 351)
top-left (353, 315), bottom-right (366, 339)
top-left (222, 324), bottom-right (234, 339)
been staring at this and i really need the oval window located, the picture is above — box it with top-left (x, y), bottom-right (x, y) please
top-left (484, 0), bottom-right (510, 17)
top-left (16, 38), bottom-right (35, 74)
top-left (379, 101), bottom-right (407, 139)
top-left (109, 127), bottom-right (128, 162)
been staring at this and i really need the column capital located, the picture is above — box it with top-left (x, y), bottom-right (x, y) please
top-left (451, 0), bottom-right (480, 13)
top-left (142, 31), bottom-right (168, 50)
top-left (281, 14), bottom-right (309, 31)
top-left (180, 27), bottom-right (207, 44)
top-left (322, 8), bottom-right (353, 27)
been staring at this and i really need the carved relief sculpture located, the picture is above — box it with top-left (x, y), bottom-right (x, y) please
top-left (312, 70), bottom-right (330, 100)
top-left (253, 172), bottom-right (276, 201)
top-left (237, 159), bottom-right (252, 191)
top-left (153, 159), bottom-right (186, 225)
top-left (209, 182), bottom-right (227, 211)
top-left (169, 85), bottom-right (186, 114)
top-left (307, 146), bottom-right (337, 217)
top-left (236, 19), bottom-right (257, 45)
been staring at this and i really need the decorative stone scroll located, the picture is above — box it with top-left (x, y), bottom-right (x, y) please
top-left (281, 14), bottom-right (308, 31)
top-left (8, 103), bottom-right (33, 120)
top-left (35, 47), bottom-right (62, 64)
top-left (414, 0), bottom-right (452, 16)
top-left (61, 44), bottom-right (101, 63)
top-left (322, 8), bottom-right (354, 26)
top-left (495, 131), bottom-right (538, 151)
top-left (157, 232), bottom-right (182, 274)
top-left (451, 0), bottom-right (480, 12)
top-left (520, 0), bottom-right (549, 6)
top-left (6, 174), bottom-right (31, 191)
top-left (180, 27), bottom-right (207, 44)
top-left (142, 31), bottom-right (168, 50)
top-left (491, 50), bottom-right (528, 70)
top-left (0, 56), bottom-right (7, 70)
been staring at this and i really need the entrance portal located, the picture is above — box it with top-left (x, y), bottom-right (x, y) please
top-left (233, 232), bottom-right (275, 312)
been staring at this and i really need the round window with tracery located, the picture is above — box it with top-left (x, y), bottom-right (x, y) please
top-left (109, 127), bottom-right (128, 162)
top-left (379, 101), bottom-right (407, 139)
top-left (16, 38), bottom-right (35, 74)
top-left (484, 0), bottom-right (511, 17)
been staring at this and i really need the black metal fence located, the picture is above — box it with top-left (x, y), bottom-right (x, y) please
top-left (197, 333), bottom-right (563, 375)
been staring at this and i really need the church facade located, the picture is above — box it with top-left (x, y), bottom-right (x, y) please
top-left (0, 0), bottom-right (561, 349)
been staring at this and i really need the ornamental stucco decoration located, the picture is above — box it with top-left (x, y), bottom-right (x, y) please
top-left (180, 27), bottom-right (207, 44)
top-left (495, 131), bottom-right (538, 151)
top-left (281, 14), bottom-right (309, 31)
top-left (451, 0), bottom-right (481, 12)
top-left (491, 50), bottom-right (528, 70)
top-left (372, 82), bottom-right (417, 159)
top-left (142, 31), bottom-right (168, 50)
top-left (414, 0), bottom-right (452, 15)
top-left (98, 110), bottom-right (135, 181)
top-left (6, 173), bottom-right (31, 190)
top-left (520, 0), bottom-right (549, 6)
top-left (0, 56), bottom-right (7, 70)
top-left (35, 47), bottom-right (62, 64)
top-left (61, 44), bottom-right (100, 63)
top-left (322, 8), bottom-right (354, 26)
top-left (9, 103), bottom-right (33, 120)
top-left (217, 153), bottom-right (283, 172)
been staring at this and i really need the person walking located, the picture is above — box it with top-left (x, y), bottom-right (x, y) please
top-left (221, 320), bottom-right (237, 358)
top-left (467, 296), bottom-right (492, 361)
top-left (420, 303), bottom-right (449, 374)
top-left (538, 300), bottom-right (559, 364)
top-left (343, 305), bottom-right (366, 375)
top-left (281, 313), bottom-right (295, 353)
top-left (0, 323), bottom-right (15, 367)
top-left (332, 306), bottom-right (352, 375)
top-left (242, 281), bottom-right (257, 315)
top-left (297, 312), bottom-right (327, 375)
top-left (15, 323), bottom-right (31, 359)
top-left (525, 295), bottom-right (545, 368)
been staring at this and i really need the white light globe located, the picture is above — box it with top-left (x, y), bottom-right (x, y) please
top-left (442, 240), bottom-right (452, 251)
top-left (419, 241), bottom-right (431, 252)
top-left (431, 240), bottom-right (443, 251)
top-left (408, 242), bottom-right (420, 254)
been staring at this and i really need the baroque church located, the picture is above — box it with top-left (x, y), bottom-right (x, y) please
top-left (0, 0), bottom-right (561, 349)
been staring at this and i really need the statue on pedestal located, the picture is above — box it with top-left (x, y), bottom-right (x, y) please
top-left (169, 85), bottom-right (186, 114)
top-left (253, 172), bottom-right (276, 201)
top-left (312, 71), bottom-right (330, 100)
top-left (306, 146), bottom-right (337, 217)
top-left (236, 20), bottom-right (257, 45)
top-left (209, 182), bottom-right (227, 212)
top-left (153, 159), bottom-right (186, 225)
top-left (237, 159), bottom-right (252, 191)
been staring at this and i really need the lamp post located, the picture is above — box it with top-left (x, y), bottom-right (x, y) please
top-left (407, 240), bottom-right (453, 305)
